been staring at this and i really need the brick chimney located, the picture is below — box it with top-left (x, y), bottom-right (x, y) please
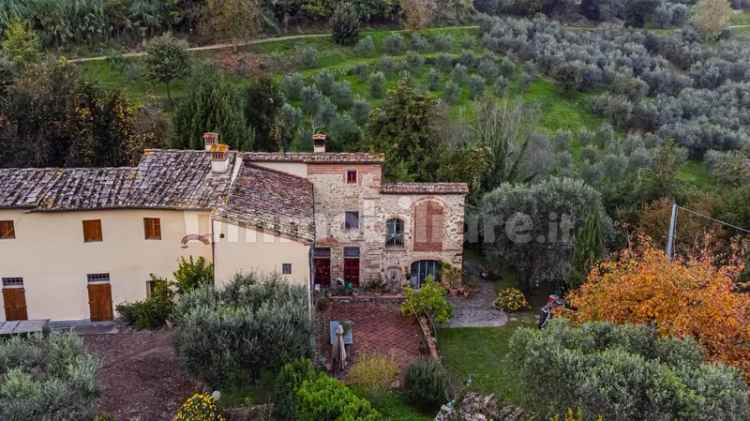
top-left (210, 144), bottom-right (230, 173)
top-left (313, 133), bottom-right (327, 153)
top-left (203, 132), bottom-right (219, 151)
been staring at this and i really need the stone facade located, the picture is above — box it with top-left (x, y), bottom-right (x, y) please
top-left (303, 162), bottom-right (466, 288)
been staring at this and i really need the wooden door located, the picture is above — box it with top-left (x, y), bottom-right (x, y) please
top-left (314, 258), bottom-right (331, 287)
top-left (2, 288), bottom-right (28, 321)
top-left (344, 258), bottom-right (360, 287)
top-left (88, 284), bottom-right (113, 321)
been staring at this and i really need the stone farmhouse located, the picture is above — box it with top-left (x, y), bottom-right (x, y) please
top-left (0, 133), bottom-right (467, 322)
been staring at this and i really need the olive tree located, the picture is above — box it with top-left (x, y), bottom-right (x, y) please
top-left (144, 33), bottom-right (191, 105)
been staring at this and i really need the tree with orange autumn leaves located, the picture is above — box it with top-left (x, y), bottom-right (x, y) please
top-left (567, 239), bottom-right (750, 381)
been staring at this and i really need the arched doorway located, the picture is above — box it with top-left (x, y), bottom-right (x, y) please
top-left (410, 260), bottom-right (441, 288)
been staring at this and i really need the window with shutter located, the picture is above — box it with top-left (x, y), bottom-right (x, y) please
top-left (144, 218), bottom-right (162, 240)
top-left (82, 220), bottom-right (103, 242)
top-left (0, 221), bottom-right (15, 239)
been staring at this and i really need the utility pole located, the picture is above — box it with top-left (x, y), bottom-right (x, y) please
top-left (666, 201), bottom-right (678, 261)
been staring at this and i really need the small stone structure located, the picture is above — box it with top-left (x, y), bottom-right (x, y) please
top-left (434, 393), bottom-right (526, 421)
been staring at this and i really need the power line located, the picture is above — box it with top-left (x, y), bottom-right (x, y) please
top-left (677, 205), bottom-right (750, 235)
top-left (666, 202), bottom-right (750, 260)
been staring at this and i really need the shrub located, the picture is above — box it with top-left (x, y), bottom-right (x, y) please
top-left (175, 393), bottom-right (225, 421)
top-left (368, 71), bottom-right (386, 99)
top-left (0, 333), bottom-right (99, 420)
top-left (433, 34), bottom-right (454, 50)
top-left (451, 63), bottom-right (468, 85)
top-left (406, 51), bottom-right (425, 68)
top-left (493, 288), bottom-right (529, 312)
top-left (173, 273), bottom-right (313, 387)
top-left (1, 19), bottom-right (41, 66)
top-left (494, 75), bottom-right (509, 95)
top-left (444, 81), bottom-right (461, 104)
top-left (301, 85), bottom-right (323, 115)
top-left (351, 99), bottom-right (371, 126)
top-left (295, 375), bottom-right (380, 421)
top-left (315, 96), bottom-right (338, 127)
top-left (350, 63), bottom-right (370, 81)
top-left (116, 277), bottom-right (174, 329)
top-left (411, 33), bottom-right (431, 51)
top-left (281, 73), bottom-right (305, 101)
top-left (383, 33), bottom-right (404, 55)
top-left (401, 279), bottom-right (453, 324)
top-left (378, 56), bottom-right (400, 75)
top-left (478, 55), bottom-right (499, 79)
top-left (510, 319), bottom-right (750, 420)
top-left (404, 359), bottom-right (452, 410)
top-left (330, 114), bottom-right (363, 147)
top-left (331, 2), bottom-right (360, 46)
top-left (353, 36), bottom-right (375, 56)
top-left (497, 56), bottom-right (515, 78)
top-left (468, 74), bottom-right (486, 99)
top-left (299, 46), bottom-right (319, 68)
top-left (173, 256), bottom-right (214, 295)
top-left (346, 354), bottom-right (399, 401)
top-left (436, 53), bottom-right (454, 70)
top-left (273, 359), bottom-right (319, 421)
top-left (315, 70), bottom-right (336, 96)
top-left (331, 81), bottom-right (354, 109)
top-left (427, 68), bottom-right (440, 91)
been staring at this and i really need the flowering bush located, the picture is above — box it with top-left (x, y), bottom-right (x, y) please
top-left (401, 279), bottom-right (453, 325)
top-left (175, 393), bottom-right (225, 421)
top-left (346, 354), bottom-right (399, 401)
top-left (494, 288), bottom-right (529, 312)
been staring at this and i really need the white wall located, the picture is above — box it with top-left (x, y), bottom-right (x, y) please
top-left (0, 209), bottom-right (212, 321)
top-left (251, 162), bottom-right (308, 178)
top-left (212, 221), bottom-right (311, 287)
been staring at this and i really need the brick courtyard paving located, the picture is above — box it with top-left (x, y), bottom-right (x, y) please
top-left (319, 300), bottom-right (425, 370)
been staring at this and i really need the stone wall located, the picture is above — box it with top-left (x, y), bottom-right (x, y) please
top-left (307, 163), bottom-right (465, 288)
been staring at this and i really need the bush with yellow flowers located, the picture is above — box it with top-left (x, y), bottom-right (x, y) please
top-left (493, 288), bottom-right (529, 312)
top-left (175, 392), bottom-right (225, 421)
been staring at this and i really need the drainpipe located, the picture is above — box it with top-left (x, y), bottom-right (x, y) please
top-left (308, 186), bottom-right (316, 322)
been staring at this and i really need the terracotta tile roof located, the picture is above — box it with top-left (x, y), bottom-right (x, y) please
top-left (380, 182), bottom-right (469, 195)
top-left (213, 162), bottom-right (315, 242)
top-left (133, 150), bottom-right (235, 210)
top-left (0, 150), bottom-right (236, 211)
top-left (243, 152), bottom-right (384, 164)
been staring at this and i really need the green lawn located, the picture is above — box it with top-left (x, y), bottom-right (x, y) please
top-left (731, 10), bottom-right (750, 26)
top-left (370, 392), bottom-right (435, 421)
top-left (437, 319), bottom-right (536, 407)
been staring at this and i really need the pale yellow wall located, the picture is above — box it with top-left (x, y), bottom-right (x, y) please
top-left (212, 221), bottom-right (311, 287)
top-left (252, 162), bottom-right (308, 178)
top-left (0, 209), bottom-right (212, 321)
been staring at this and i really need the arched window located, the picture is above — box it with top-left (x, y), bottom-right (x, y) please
top-left (410, 260), bottom-right (441, 288)
top-left (385, 218), bottom-right (404, 248)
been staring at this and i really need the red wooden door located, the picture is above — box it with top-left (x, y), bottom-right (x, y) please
top-left (315, 258), bottom-right (331, 287)
top-left (88, 284), bottom-right (113, 321)
top-left (3, 288), bottom-right (28, 321)
top-left (344, 258), bottom-right (360, 287)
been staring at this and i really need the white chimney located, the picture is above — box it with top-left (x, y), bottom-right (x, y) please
top-left (313, 133), bottom-right (327, 153)
top-left (203, 132), bottom-right (219, 151)
top-left (210, 144), bottom-right (230, 174)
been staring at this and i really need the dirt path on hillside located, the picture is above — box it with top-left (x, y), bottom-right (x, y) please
top-left (69, 26), bottom-right (481, 63)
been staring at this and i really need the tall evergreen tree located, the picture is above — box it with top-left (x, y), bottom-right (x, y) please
top-left (171, 66), bottom-right (253, 151)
